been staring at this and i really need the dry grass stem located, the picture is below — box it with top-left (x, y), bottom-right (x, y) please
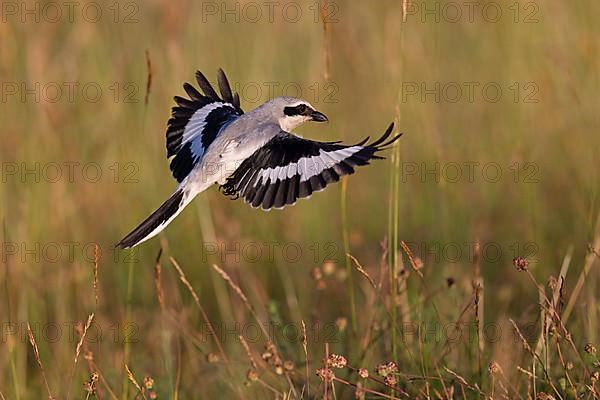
top-left (211, 264), bottom-right (298, 396)
top-left (75, 313), bottom-right (95, 364)
top-left (239, 335), bottom-right (258, 370)
top-left (26, 323), bottom-right (53, 399)
top-left (301, 320), bottom-right (310, 397)
top-left (563, 230), bottom-right (600, 323)
top-left (399, 241), bottom-right (423, 278)
top-left (211, 263), bottom-right (250, 305)
top-left (93, 244), bottom-right (99, 309)
top-left (170, 257), bottom-right (229, 364)
top-left (347, 253), bottom-right (376, 289)
top-left (318, 0), bottom-right (330, 80)
top-left (144, 49), bottom-right (152, 106)
top-left (125, 364), bottom-right (146, 400)
top-left (154, 249), bottom-right (165, 310)
top-left (66, 313), bottom-right (95, 400)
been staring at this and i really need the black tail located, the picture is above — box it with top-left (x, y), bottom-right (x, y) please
top-left (116, 190), bottom-right (185, 249)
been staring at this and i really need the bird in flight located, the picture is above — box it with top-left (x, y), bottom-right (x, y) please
top-left (116, 69), bottom-right (401, 248)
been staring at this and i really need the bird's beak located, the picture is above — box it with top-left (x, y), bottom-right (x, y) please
top-left (311, 110), bottom-right (328, 122)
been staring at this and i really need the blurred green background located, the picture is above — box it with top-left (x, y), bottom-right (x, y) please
top-left (1, 0), bottom-right (599, 398)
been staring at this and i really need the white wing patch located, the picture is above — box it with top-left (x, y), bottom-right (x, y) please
top-left (256, 146), bottom-right (363, 185)
top-left (178, 102), bottom-right (230, 160)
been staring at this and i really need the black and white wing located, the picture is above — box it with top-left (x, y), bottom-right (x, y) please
top-left (166, 69), bottom-right (243, 183)
top-left (220, 123), bottom-right (401, 210)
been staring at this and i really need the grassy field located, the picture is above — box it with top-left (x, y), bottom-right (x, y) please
top-left (1, 0), bottom-right (600, 398)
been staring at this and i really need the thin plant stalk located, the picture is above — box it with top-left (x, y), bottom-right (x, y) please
top-left (341, 176), bottom-right (357, 332)
top-left (121, 249), bottom-right (136, 400)
top-left (389, 0), bottom-right (409, 363)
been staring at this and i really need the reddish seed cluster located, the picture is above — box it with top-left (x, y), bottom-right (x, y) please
top-left (488, 361), bottom-right (500, 374)
top-left (261, 341), bottom-right (283, 373)
top-left (585, 343), bottom-right (597, 355)
top-left (246, 369), bottom-right (259, 382)
top-left (375, 361), bottom-right (398, 377)
top-left (283, 360), bottom-right (295, 371)
top-left (513, 256), bottom-right (529, 271)
top-left (316, 367), bottom-right (335, 383)
top-left (327, 354), bottom-right (347, 369)
top-left (83, 372), bottom-right (99, 395)
top-left (384, 375), bottom-right (397, 386)
top-left (143, 376), bottom-right (157, 400)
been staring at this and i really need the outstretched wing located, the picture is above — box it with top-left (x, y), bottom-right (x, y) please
top-left (220, 123), bottom-right (401, 210)
top-left (166, 69), bottom-right (243, 183)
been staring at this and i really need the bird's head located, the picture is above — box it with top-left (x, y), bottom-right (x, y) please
top-left (267, 97), bottom-right (328, 132)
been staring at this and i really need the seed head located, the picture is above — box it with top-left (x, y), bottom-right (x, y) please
top-left (513, 257), bottom-right (529, 271)
top-left (83, 372), bottom-right (99, 395)
top-left (261, 342), bottom-right (277, 362)
top-left (283, 360), bottom-right (295, 371)
top-left (246, 369), bottom-right (259, 382)
top-left (376, 361), bottom-right (398, 377)
top-left (207, 352), bottom-right (220, 363)
top-left (83, 382), bottom-right (94, 394)
top-left (327, 354), bottom-right (347, 369)
top-left (585, 343), bottom-right (597, 355)
top-left (488, 361), bottom-right (500, 374)
top-left (566, 362), bottom-right (574, 371)
top-left (143, 376), bottom-right (154, 389)
top-left (323, 261), bottom-right (336, 275)
top-left (335, 317), bottom-right (348, 332)
top-left (84, 350), bottom-right (94, 361)
top-left (316, 367), bottom-right (335, 383)
top-left (358, 368), bottom-right (369, 379)
top-left (384, 375), bottom-right (397, 387)
top-left (311, 267), bottom-right (323, 281)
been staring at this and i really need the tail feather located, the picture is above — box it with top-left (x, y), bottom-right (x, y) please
top-left (116, 190), bottom-right (188, 249)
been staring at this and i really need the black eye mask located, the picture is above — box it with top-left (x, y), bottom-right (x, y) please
top-left (284, 104), bottom-right (311, 117)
